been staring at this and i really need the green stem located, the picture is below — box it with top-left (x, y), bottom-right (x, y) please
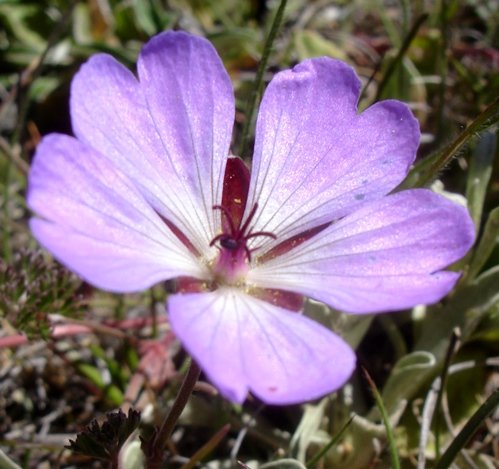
top-left (238, 0), bottom-right (288, 157)
top-left (12, 0), bottom-right (78, 144)
top-left (435, 389), bottom-right (499, 469)
top-left (144, 359), bottom-right (201, 468)
top-left (434, 329), bottom-right (460, 459)
top-left (436, 0), bottom-right (449, 143)
top-left (399, 96), bottom-right (499, 189)
top-left (375, 13), bottom-right (428, 102)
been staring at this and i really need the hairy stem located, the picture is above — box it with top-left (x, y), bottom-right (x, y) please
top-left (238, 0), bottom-right (288, 157)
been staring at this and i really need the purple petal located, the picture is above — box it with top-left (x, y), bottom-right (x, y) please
top-left (71, 31), bottom-right (234, 250)
top-left (249, 190), bottom-right (475, 313)
top-left (28, 134), bottom-right (204, 292)
top-left (168, 290), bottom-right (356, 404)
top-left (138, 31), bottom-right (235, 245)
top-left (246, 58), bottom-right (419, 252)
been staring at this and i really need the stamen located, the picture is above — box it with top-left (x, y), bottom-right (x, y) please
top-left (210, 202), bottom-right (276, 262)
top-left (239, 203), bottom-right (259, 237)
top-left (209, 233), bottom-right (228, 247)
top-left (245, 231), bottom-right (277, 241)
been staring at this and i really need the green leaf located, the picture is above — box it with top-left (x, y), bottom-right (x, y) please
top-left (105, 385), bottom-right (125, 407)
top-left (381, 351), bottom-right (436, 416)
top-left (0, 4), bottom-right (46, 50)
top-left (238, 0), bottom-right (288, 156)
top-left (376, 0), bottom-right (402, 46)
top-left (416, 265), bottom-right (499, 360)
top-left (77, 363), bottom-right (105, 388)
top-left (304, 299), bottom-right (374, 349)
top-left (131, 0), bottom-right (158, 36)
top-left (467, 207), bottom-right (499, 280)
top-left (293, 30), bottom-right (347, 61)
top-left (318, 412), bottom-right (400, 469)
top-left (72, 2), bottom-right (93, 45)
top-left (28, 76), bottom-right (63, 101)
top-left (470, 302), bottom-right (499, 343)
top-left (465, 131), bottom-right (497, 230)
top-left (375, 14), bottom-right (428, 101)
top-left (305, 415), bottom-right (355, 468)
top-left (209, 28), bottom-right (261, 67)
top-left (0, 449), bottom-right (22, 469)
top-left (89, 344), bottom-right (128, 388)
top-left (435, 390), bottom-right (499, 469)
top-left (290, 398), bottom-right (328, 462)
top-left (261, 460), bottom-right (307, 469)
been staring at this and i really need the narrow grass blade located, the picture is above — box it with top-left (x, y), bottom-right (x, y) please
top-left (434, 330), bottom-right (460, 459)
top-left (181, 424), bottom-right (231, 469)
top-left (418, 375), bottom-right (439, 469)
top-left (305, 415), bottom-right (355, 468)
top-left (417, 330), bottom-right (459, 468)
top-left (0, 449), bottom-right (22, 469)
top-left (374, 13), bottom-right (428, 102)
top-left (261, 459), bottom-right (306, 469)
top-left (434, 389), bottom-right (499, 469)
top-left (398, 0), bottom-right (411, 34)
top-left (364, 369), bottom-right (400, 469)
top-left (13, 0), bottom-right (78, 144)
top-left (435, 0), bottom-right (450, 142)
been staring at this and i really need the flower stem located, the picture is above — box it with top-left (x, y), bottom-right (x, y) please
top-left (238, 0), bottom-right (288, 157)
top-left (144, 359), bottom-right (201, 468)
top-left (374, 13), bottom-right (428, 102)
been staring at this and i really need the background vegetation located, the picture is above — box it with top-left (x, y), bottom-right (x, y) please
top-left (0, 0), bottom-right (498, 467)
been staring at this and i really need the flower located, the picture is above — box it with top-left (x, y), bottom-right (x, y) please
top-left (27, 31), bottom-right (475, 405)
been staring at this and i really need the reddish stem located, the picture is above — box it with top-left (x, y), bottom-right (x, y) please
top-left (0, 316), bottom-right (168, 349)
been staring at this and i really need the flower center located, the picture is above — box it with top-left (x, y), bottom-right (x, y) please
top-left (210, 203), bottom-right (276, 261)
top-left (210, 202), bottom-right (276, 283)
top-left (208, 156), bottom-right (276, 284)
